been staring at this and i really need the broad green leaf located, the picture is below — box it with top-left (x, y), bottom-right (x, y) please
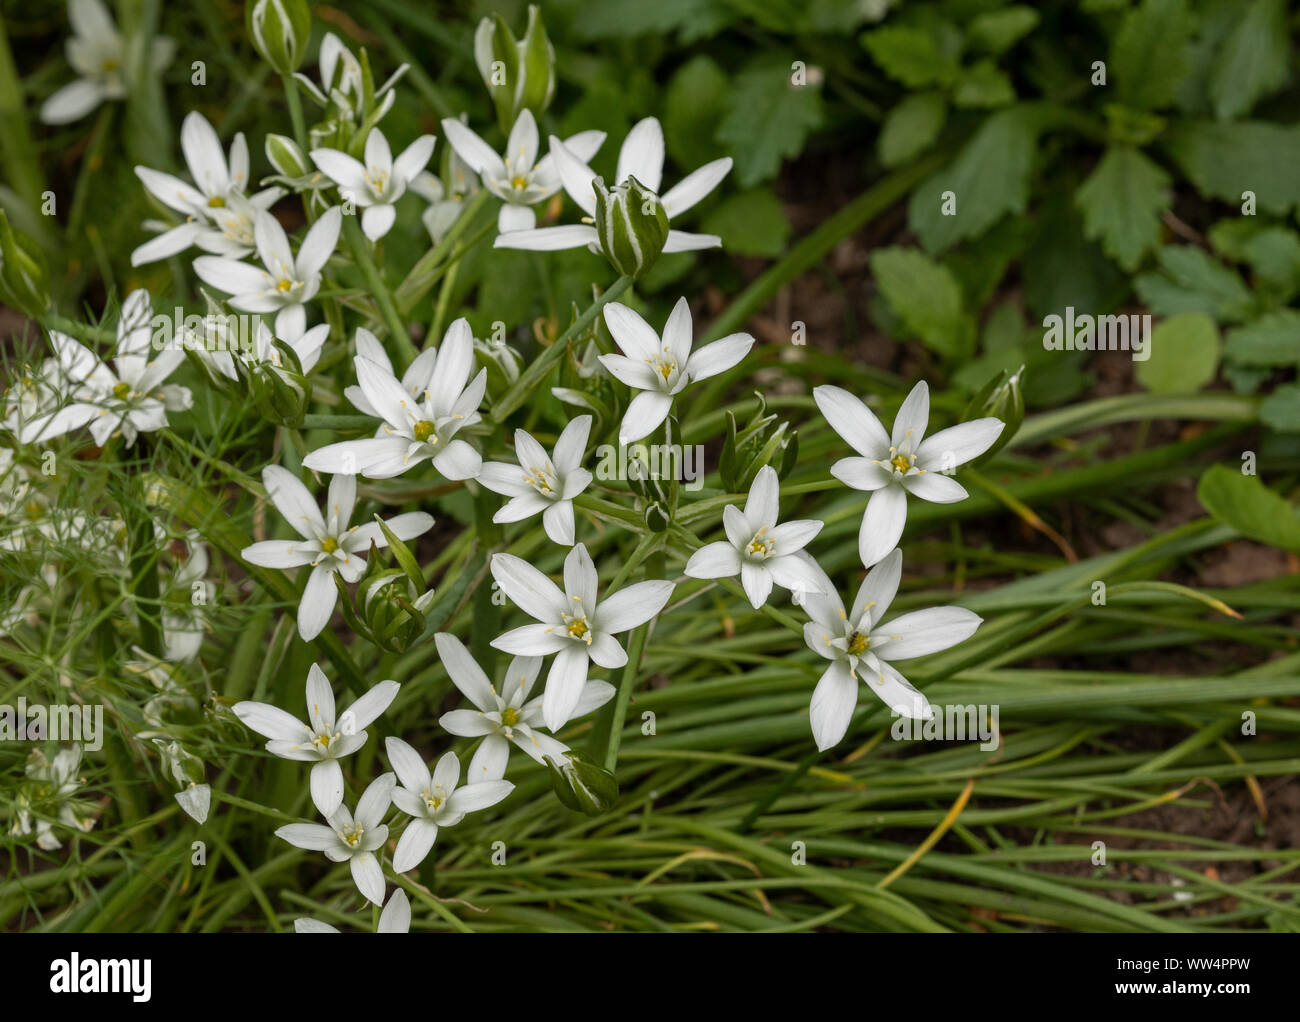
top-left (860, 24), bottom-right (958, 88)
top-left (1208, 0), bottom-right (1289, 120)
top-left (1260, 384), bottom-right (1300, 433)
top-left (1197, 464), bottom-right (1300, 551)
top-left (967, 7), bottom-right (1040, 55)
top-left (700, 189), bottom-right (790, 258)
top-left (869, 246), bottom-right (971, 358)
top-left (1134, 245), bottom-right (1256, 322)
top-left (1111, 0), bottom-right (1194, 110)
top-left (1136, 312), bottom-right (1220, 395)
top-left (1022, 190), bottom-right (1128, 322)
top-left (1223, 311), bottom-right (1300, 367)
top-left (952, 60), bottom-right (1016, 108)
top-left (717, 57), bottom-right (824, 187)
top-left (1164, 121), bottom-right (1300, 215)
top-left (878, 91), bottom-right (947, 168)
top-left (907, 105), bottom-right (1038, 253)
top-left (1075, 146), bottom-right (1170, 271)
top-left (662, 55), bottom-right (729, 170)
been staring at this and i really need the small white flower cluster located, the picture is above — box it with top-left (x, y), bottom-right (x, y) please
top-left (7, 4), bottom-right (1011, 924)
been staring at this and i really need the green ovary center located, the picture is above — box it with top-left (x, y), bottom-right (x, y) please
top-left (208, 196), bottom-right (225, 208)
top-left (511, 175), bottom-right (527, 190)
top-left (565, 616), bottom-right (589, 639)
top-left (340, 823), bottom-right (363, 847)
top-left (501, 706), bottom-right (521, 727)
top-left (847, 632), bottom-right (870, 656)
top-left (111, 382), bottom-right (130, 400)
top-left (320, 536), bottom-right (339, 554)
top-left (413, 419), bottom-right (436, 442)
top-left (276, 278), bottom-right (294, 293)
top-left (891, 454), bottom-right (912, 473)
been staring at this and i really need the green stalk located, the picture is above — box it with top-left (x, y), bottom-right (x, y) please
top-left (342, 214), bottom-right (418, 365)
top-left (0, 18), bottom-right (44, 214)
top-left (281, 72), bottom-right (309, 153)
top-left (492, 275), bottom-right (634, 423)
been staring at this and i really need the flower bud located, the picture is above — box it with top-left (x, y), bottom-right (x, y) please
top-left (248, 347), bottom-right (311, 428)
top-left (265, 133), bottom-right (310, 178)
top-left (592, 176), bottom-right (669, 279)
top-left (247, 0), bottom-right (311, 75)
top-left (544, 751), bottom-right (618, 815)
top-left (359, 569), bottom-right (436, 653)
top-left (961, 365), bottom-right (1024, 466)
top-left (0, 210), bottom-right (50, 319)
top-left (474, 334), bottom-right (523, 404)
top-left (720, 393), bottom-right (799, 493)
top-left (474, 5), bottom-right (556, 133)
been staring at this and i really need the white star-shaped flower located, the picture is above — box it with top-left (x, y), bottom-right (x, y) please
top-left (240, 466), bottom-right (433, 640)
top-left (441, 109), bottom-right (604, 233)
top-left (685, 466), bottom-right (825, 609)
top-left (385, 742), bottom-right (513, 872)
top-left (599, 296), bottom-right (753, 445)
top-left (801, 549), bottom-right (982, 750)
top-left (490, 543), bottom-right (674, 729)
top-left (434, 632), bottom-right (612, 782)
top-left (478, 414), bottom-right (593, 545)
top-left (814, 381), bottom-right (1005, 567)
top-left (233, 663), bottom-right (400, 814)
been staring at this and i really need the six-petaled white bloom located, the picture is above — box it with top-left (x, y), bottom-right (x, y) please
top-left (801, 549), bottom-right (982, 750)
top-left (311, 128), bottom-right (436, 241)
top-left (234, 663), bottom-right (400, 814)
top-left (495, 116), bottom-right (730, 255)
top-left (435, 632), bottom-right (612, 782)
top-left (240, 466), bottom-right (433, 640)
top-left (132, 111), bottom-right (286, 265)
top-left (685, 466), bottom-right (825, 609)
top-left (303, 318), bottom-right (485, 481)
top-left (296, 31), bottom-right (408, 126)
top-left (478, 415), bottom-right (593, 545)
top-left (600, 296), bottom-right (753, 445)
top-left (39, 0), bottom-right (174, 125)
top-left (19, 290), bottom-right (192, 448)
top-left (490, 543), bottom-right (674, 730)
top-left (385, 741), bottom-right (513, 873)
top-left (441, 109), bottom-right (604, 233)
top-left (194, 206), bottom-right (342, 340)
top-left (295, 888), bottom-right (410, 933)
top-left (814, 381), bottom-right (1005, 567)
top-left (275, 772), bottom-right (396, 905)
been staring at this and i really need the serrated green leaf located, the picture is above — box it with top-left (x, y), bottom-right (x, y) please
top-left (1223, 311), bottom-right (1300, 367)
top-left (1136, 312), bottom-right (1220, 395)
top-left (1208, 0), bottom-right (1289, 120)
top-left (860, 24), bottom-right (958, 88)
top-left (1111, 0), bottom-right (1194, 110)
top-left (869, 246), bottom-right (971, 358)
top-left (1197, 464), bottom-right (1300, 551)
top-left (1164, 121), bottom-right (1300, 215)
top-left (1075, 146), bottom-right (1170, 271)
top-left (952, 60), bottom-right (1016, 108)
top-left (717, 58), bottom-right (824, 187)
top-left (1260, 384), bottom-right (1300, 432)
top-left (1133, 246), bottom-right (1256, 322)
top-left (878, 91), bottom-right (947, 168)
top-left (907, 105), bottom-right (1038, 253)
top-left (968, 7), bottom-right (1040, 55)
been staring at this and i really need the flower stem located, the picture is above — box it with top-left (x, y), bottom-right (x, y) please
top-left (492, 274), bottom-right (634, 423)
top-left (281, 72), bottom-right (309, 153)
top-left (341, 214), bottom-right (419, 366)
